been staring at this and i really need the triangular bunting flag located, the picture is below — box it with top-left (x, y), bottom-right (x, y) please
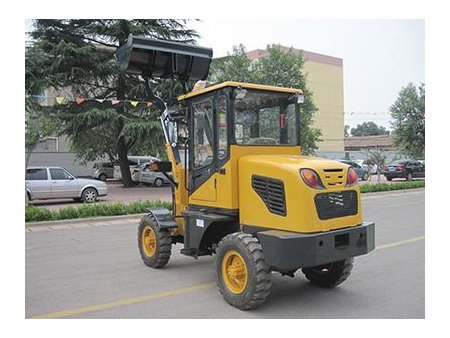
top-left (56, 97), bottom-right (65, 104)
top-left (146, 102), bottom-right (153, 108)
top-left (96, 99), bottom-right (105, 103)
top-left (76, 98), bottom-right (85, 105)
top-left (130, 101), bottom-right (139, 107)
top-left (111, 99), bottom-right (120, 105)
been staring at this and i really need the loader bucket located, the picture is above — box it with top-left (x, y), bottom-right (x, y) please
top-left (115, 34), bottom-right (213, 82)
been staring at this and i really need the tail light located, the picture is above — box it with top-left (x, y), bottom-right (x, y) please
top-left (300, 169), bottom-right (324, 189)
top-left (346, 168), bottom-right (358, 186)
top-left (396, 166), bottom-right (405, 172)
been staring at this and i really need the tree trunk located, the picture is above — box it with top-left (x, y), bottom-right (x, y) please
top-left (117, 134), bottom-right (134, 187)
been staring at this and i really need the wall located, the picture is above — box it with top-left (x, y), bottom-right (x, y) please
top-left (26, 151), bottom-right (95, 177)
top-left (303, 56), bottom-right (344, 152)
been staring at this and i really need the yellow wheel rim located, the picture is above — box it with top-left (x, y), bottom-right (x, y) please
top-left (221, 250), bottom-right (248, 294)
top-left (142, 226), bottom-right (156, 257)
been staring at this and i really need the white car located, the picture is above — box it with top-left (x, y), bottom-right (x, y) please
top-left (131, 163), bottom-right (171, 187)
top-left (26, 166), bottom-right (108, 203)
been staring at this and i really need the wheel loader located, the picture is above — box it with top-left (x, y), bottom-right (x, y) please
top-left (115, 35), bottom-right (375, 310)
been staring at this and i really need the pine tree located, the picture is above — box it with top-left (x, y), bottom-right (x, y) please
top-left (26, 19), bottom-right (198, 186)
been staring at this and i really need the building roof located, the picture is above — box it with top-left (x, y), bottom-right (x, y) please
top-left (246, 46), bottom-right (343, 67)
top-left (344, 135), bottom-right (393, 149)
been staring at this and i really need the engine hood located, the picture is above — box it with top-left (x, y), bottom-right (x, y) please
top-left (239, 154), bottom-right (350, 189)
top-left (239, 154), bottom-right (347, 170)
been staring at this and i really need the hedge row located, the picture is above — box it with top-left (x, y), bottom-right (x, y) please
top-left (25, 181), bottom-right (424, 223)
top-left (25, 200), bottom-right (171, 223)
top-left (360, 180), bottom-right (425, 193)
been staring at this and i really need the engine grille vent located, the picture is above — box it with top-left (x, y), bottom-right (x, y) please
top-left (314, 190), bottom-right (358, 220)
top-left (252, 175), bottom-right (286, 216)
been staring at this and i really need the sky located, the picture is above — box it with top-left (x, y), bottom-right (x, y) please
top-left (186, 19), bottom-right (425, 131)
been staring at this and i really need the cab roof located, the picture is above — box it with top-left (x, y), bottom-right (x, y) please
top-left (177, 81), bottom-right (302, 101)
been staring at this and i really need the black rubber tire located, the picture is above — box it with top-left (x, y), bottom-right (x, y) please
top-left (137, 214), bottom-right (172, 268)
top-left (81, 187), bottom-right (98, 203)
top-left (154, 178), bottom-right (163, 187)
top-left (387, 177), bottom-right (393, 181)
top-left (215, 233), bottom-right (272, 310)
top-left (98, 174), bottom-right (107, 181)
top-left (362, 172), bottom-right (369, 181)
top-left (302, 258), bottom-right (354, 287)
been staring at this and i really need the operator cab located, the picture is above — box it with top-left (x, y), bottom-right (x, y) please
top-left (168, 82), bottom-right (303, 194)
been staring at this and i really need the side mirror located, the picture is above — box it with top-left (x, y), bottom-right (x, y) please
top-left (151, 161), bottom-right (172, 173)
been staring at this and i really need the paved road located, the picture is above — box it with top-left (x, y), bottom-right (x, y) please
top-left (25, 189), bottom-right (425, 319)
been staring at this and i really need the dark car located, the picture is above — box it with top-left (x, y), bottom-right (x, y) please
top-left (339, 160), bottom-right (369, 181)
top-left (383, 160), bottom-right (425, 181)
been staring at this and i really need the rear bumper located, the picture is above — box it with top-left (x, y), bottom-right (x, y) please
top-left (256, 222), bottom-right (375, 271)
top-left (383, 172), bottom-right (406, 179)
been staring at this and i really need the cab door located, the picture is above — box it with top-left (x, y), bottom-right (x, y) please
top-left (189, 96), bottom-right (217, 202)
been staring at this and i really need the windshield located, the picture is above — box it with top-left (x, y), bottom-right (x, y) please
top-left (233, 90), bottom-right (299, 146)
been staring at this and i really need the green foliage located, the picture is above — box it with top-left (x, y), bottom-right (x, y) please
top-left (210, 44), bottom-right (253, 83)
top-left (25, 206), bottom-right (56, 222)
top-left (390, 83), bottom-right (425, 158)
top-left (350, 121), bottom-right (390, 137)
top-left (208, 44), bottom-right (321, 154)
top-left (25, 200), bottom-right (172, 222)
top-left (360, 180), bottom-right (424, 193)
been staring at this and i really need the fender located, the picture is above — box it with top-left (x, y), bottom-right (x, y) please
top-left (144, 208), bottom-right (178, 230)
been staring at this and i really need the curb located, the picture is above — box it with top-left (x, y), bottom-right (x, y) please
top-left (25, 213), bottom-right (145, 227)
top-left (360, 187), bottom-right (425, 199)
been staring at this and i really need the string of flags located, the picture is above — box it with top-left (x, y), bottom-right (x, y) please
top-left (27, 94), bottom-right (154, 108)
top-left (27, 94), bottom-right (423, 116)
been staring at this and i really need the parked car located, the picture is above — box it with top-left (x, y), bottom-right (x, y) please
top-left (339, 160), bottom-right (369, 181)
top-left (91, 161), bottom-right (114, 181)
top-left (383, 160), bottom-right (425, 181)
top-left (113, 156), bottom-right (160, 180)
top-left (26, 166), bottom-right (108, 203)
top-left (131, 163), bottom-right (171, 187)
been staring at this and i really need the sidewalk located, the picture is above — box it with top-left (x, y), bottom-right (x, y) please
top-left (25, 213), bottom-right (144, 233)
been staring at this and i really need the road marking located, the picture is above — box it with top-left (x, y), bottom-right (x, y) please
top-left (29, 235), bottom-right (425, 319)
top-left (30, 281), bottom-right (216, 319)
top-left (375, 235), bottom-right (425, 250)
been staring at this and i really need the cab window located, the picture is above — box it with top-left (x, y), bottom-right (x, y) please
top-left (217, 96), bottom-right (228, 160)
top-left (193, 99), bottom-right (214, 168)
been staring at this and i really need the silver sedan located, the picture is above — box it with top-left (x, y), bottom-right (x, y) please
top-left (26, 166), bottom-right (108, 203)
top-left (131, 163), bottom-right (171, 187)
